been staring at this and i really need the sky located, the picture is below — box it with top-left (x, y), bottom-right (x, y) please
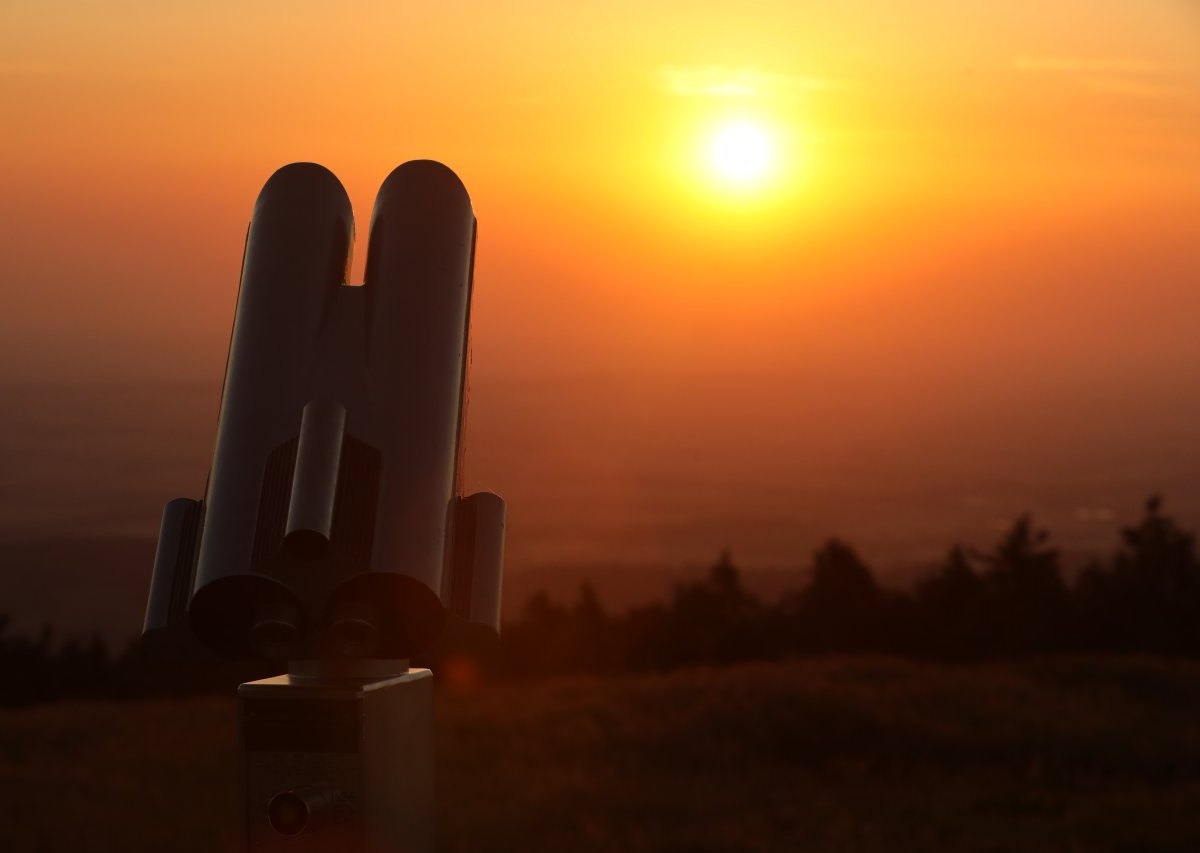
top-left (1, 1), bottom-right (1199, 570)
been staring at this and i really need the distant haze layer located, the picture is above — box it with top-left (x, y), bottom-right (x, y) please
top-left (2, 375), bottom-right (1198, 577)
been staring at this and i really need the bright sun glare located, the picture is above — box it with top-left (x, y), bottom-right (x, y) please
top-left (709, 121), bottom-right (772, 186)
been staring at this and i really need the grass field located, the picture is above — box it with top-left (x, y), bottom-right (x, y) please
top-left (2, 657), bottom-right (1200, 852)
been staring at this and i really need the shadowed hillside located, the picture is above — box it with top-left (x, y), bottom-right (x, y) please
top-left (2, 657), bottom-right (1200, 852)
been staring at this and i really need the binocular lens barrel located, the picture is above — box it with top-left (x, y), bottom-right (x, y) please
top-left (143, 161), bottom-right (506, 662)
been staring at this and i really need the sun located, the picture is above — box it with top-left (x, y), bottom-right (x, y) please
top-left (708, 121), bottom-right (772, 186)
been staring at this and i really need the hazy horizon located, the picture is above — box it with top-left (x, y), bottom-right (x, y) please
top-left (3, 375), bottom-right (1199, 579)
top-left (2, 2), bottom-right (1199, 578)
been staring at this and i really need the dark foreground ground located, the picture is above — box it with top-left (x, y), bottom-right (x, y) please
top-left (2, 657), bottom-right (1199, 852)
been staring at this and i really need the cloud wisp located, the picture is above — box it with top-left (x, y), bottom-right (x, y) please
top-left (660, 65), bottom-right (836, 100)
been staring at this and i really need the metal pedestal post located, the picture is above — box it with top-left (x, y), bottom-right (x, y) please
top-left (238, 662), bottom-right (434, 852)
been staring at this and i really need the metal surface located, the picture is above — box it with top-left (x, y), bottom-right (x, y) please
top-left (142, 160), bottom-right (506, 662)
top-left (141, 498), bottom-right (203, 655)
top-left (239, 669), bottom-right (434, 853)
top-left (450, 492), bottom-right (507, 633)
top-left (284, 399), bottom-right (347, 561)
top-left (141, 161), bottom-right (507, 853)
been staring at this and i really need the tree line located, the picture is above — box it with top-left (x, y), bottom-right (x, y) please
top-left (1, 496), bottom-right (1199, 704)
top-left (485, 496), bottom-right (1200, 676)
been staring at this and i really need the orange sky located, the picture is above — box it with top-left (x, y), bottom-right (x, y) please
top-left (1, 2), bottom-right (1199, 567)
top-left (1, 0), bottom-right (1197, 382)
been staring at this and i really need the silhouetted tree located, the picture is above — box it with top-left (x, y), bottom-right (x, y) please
top-left (569, 582), bottom-right (618, 671)
top-left (499, 591), bottom-right (574, 676)
top-left (787, 538), bottom-right (883, 653)
top-left (1102, 496), bottom-right (1200, 654)
top-left (910, 546), bottom-right (988, 658)
top-left (975, 515), bottom-right (1069, 654)
top-left (643, 550), bottom-right (764, 667)
top-left (1074, 558), bottom-right (1120, 652)
top-left (496, 583), bottom-right (622, 676)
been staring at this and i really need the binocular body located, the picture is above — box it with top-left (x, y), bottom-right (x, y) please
top-left (143, 160), bottom-right (505, 661)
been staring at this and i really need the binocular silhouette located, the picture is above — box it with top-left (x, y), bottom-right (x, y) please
top-left (143, 160), bottom-right (505, 662)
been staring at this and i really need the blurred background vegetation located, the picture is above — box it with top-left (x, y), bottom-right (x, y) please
top-left (3, 495), bottom-right (1200, 705)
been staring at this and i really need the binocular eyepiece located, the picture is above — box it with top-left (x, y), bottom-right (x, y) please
top-left (142, 160), bottom-right (505, 661)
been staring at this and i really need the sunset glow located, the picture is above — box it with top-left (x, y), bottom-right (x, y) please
top-left (708, 121), bottom-right (773, 186)
top-left (1, 0), bottom-right (1199, 568)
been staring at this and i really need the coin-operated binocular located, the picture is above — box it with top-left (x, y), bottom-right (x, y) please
top-left (142, 160), bottom-right (505, 853)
